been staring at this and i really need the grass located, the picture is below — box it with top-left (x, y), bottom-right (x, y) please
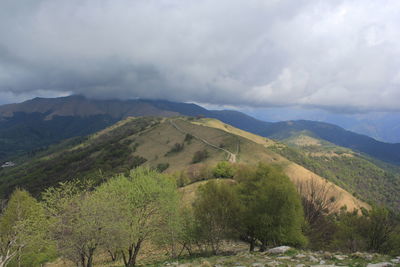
top-left (1, 116), bottom-right (369, 213)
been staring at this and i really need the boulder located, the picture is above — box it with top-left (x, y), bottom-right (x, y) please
top-left (334, 255), bottom-right (348, 261)
top-left (309, 255), bottom-right (319, 262)
top-left (267, 246), bottom-right (291, 254)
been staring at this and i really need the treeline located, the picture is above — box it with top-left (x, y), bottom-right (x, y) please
top-left (0, 163), bottom-right (400, 267)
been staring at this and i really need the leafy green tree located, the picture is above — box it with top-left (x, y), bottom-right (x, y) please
top-left (0, 189), bottom-right (51, 267)
top-left (192, 180), bottom-right (240, 254)
top-left (332, 210), bottom-right (366, 252)
top-left (235, 164), bottom-right (307, 251)
top-left (387, 224), bottom-right (400, 256)
top-left (93, 167), bottom-right (179, 267)
top-left (42, 180), bottom-right (102, 267)
top-left (362, 207), bottom-right (394, 253)
top-left (212, 161), bottom-right (235, 178)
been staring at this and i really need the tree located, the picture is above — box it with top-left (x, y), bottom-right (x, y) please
top-left (42, 180), bottom-right (102, 267)
top-left (192, 150), bottom-right (209, 163)
top-left (212, 161), bottom-right (235, 178)
top-left (93, 167), bottom-right (179, 267)
top-left (0, 189), bottom-right (50, 267)
top-left (333, 209), bottom-right (365, 252)
top-left (235, 164), bottom-right (307, 251)
top-left (296, 178), bottom-right (338, 226)
top-left (363, 207), bottom-right (394, 253)
top-left (296, 178), bottom-right (338, 249)
top-left (192, 180), bottom-right (240, 254)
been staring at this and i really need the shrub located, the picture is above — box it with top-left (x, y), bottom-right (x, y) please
top-left (156, 163), bottom-right (170, 172)
top-left (165, 143), bottom-right (184, 156)
top-left (213, 161), bottom-right (235, 178)
top-left (184, 134), bottom-right (194, 143)
top-left (192, 150), bottom-right (209, 163)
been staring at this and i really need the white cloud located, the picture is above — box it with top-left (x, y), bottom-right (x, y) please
top-left (0, 0), bottom-right (399, 112)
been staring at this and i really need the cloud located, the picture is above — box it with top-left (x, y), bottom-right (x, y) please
top-left (0, 0), bottom-right (399, 112)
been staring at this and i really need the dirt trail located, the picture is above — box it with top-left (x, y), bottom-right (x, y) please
top-left (169, 119), bottom-right (237, 163)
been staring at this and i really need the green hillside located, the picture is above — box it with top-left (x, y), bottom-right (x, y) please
top-left (0, 117), bottom-right (271, 197)
top-left (270, 133), bottom-right (400, 211)
top-left (2, 96), bottom-right (399, 167)
top-left (0, 117), bottom-right (368, 213)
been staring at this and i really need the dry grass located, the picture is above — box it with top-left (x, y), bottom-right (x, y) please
top-left (189, 118), bottom-right (369, 212)
top-left (286, 135), bottom-right (323, 147)
top-left (193, 118), bottom-right (276, 147)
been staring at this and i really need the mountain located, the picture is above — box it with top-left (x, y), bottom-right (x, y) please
top-left (1, 95), bottom-right (399, 166)
top-left (268, 132), bottom-right (400, 211)
top-left (0, 116), bottom-right (368, 213)
top-left (259, 120), bottom-right (400, 166)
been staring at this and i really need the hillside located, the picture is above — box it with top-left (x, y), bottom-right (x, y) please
top-left (260, 120), bottom-right (400, 166)
top-left (0, 116), bottom-right (367, 213)
top-left (1, 96), bottom-right (399, 167)
top-left (268, 132), bottom-right (400, 211)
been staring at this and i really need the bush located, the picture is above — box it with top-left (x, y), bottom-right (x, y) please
top-left (165, 143), bottom-right (184, 156)
top-left (156, 163), bottom-right (170, 172)
top-left (184, 134), bottom-right (194, 143)
top-left (213, 161), bottom-right (235, 178)
top-left (192, 150), bottom-right (209, 163)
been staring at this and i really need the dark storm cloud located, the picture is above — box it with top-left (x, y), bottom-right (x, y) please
top-left (0, 0), bottom-right (400, 112)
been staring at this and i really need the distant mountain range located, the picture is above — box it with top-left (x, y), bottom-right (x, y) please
top-left (1, 95), bottom-right (399, 165)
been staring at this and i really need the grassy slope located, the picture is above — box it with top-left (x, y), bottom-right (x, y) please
top-left (0, 117), bottom-right (368, 212)
top-left (191, 119), bottom-right (368, 214)
top-left (269, 133), bottom-right (400, 211)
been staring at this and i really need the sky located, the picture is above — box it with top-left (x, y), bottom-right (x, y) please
top-left (1, 0), bottom-right (400, 114)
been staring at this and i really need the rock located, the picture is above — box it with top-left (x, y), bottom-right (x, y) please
top-left (366, 263), bottom-right (393, 267)
top-left (350, 252), bottom-right (374, 261)
top-left (266, 261), bottom-right (282, 266)
top-left (309, 255), bottom-right (319, 262)
top-left (267, 246), bottom-right (291, 254)
top-left (320, 260), bottom-right (326, 264)
top-left (334, 255), bottom-right (348, 261)
top-left (251, 263), bottom-right (265, 267)
top-left (276, 256), bottom-right (292, 260)
top-left (390, 258), bottom-right (400, 264)
top-left (310, 265), bottom-right (336, 267)
top-left (295, 264), bottom-right (305, 267)
top-left (295, 254), bottom-right (307, 259)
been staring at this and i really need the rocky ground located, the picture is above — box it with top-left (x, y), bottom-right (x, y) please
top-left (156, 246), bottom-right (400, 267)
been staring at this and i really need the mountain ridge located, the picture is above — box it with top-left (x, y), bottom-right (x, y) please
top-left (0, 116), bottom-right (368, 213)
top-left (1, 95), bottom-right (399, 166)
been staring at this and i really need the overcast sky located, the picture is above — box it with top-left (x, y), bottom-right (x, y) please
top-left (1, 0), bottom-right (400, 113)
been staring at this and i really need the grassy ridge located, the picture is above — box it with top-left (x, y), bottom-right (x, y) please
top-left (0, 117), bottom-right (371, 214)
top-left (270, 136), bottom-right (400, 212)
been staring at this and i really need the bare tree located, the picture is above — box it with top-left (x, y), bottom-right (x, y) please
top-left (296, 178), bottom-right (339, 225)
